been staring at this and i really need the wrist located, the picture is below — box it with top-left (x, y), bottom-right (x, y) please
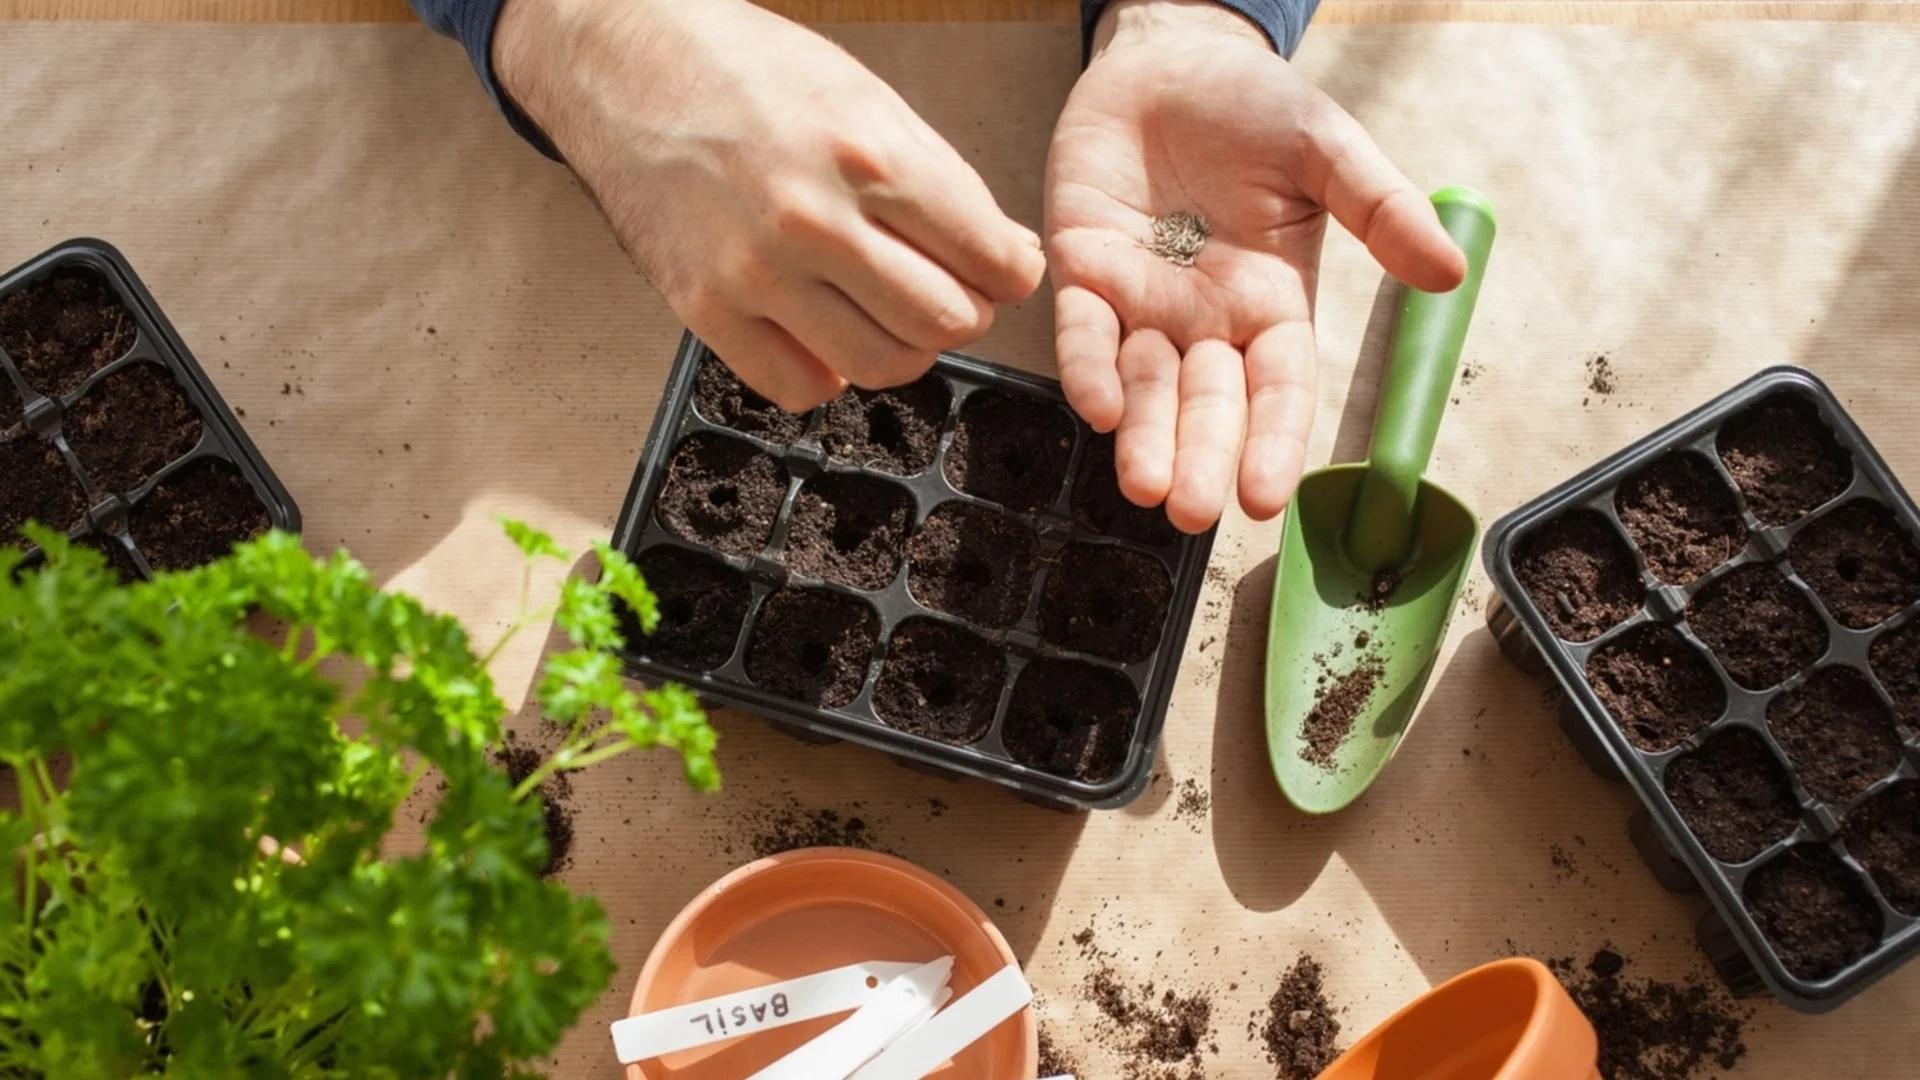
top-left (1091, 0), bottom-right (1271, 59)
top-left (493, 0), bottom-right (681, 159)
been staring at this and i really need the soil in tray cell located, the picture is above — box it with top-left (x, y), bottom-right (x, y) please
top-left (1002, 657), bottom-right (1138, 783)
top-left (693, 357), bottom-right (807, 444)
top-left (1586, 623), bottom-right (1725, 752)
top-left (1615, 451), bottom-right (1746, 586)
top-left (873, 618), bottom-right (1005, 745)
top-left (1744, 843), bottom-right (1882, 981)
top-left (622, 545), bottom-right (751, 671)
top-left (906, 502), bottom-right (1038, 628)
top-left (1790, 501), bottom-right (1920, 629)
top-left (654, 433), bottom-right (786, 558)
top-left (1664, 728), bottom-right (1801, 863)
top-left (0, 270), bottom-right (138, 397)
top-left (0, 435), bottom-right (87, 540)
top-left (73, 529), bottom-right (143, 583)
top-left (1037, 543), bottom-right (1171, 663)
top-left (1070, 431), bottom-right (1176, 546)
top-left (130, 460), bottom-right (270, 571)
top-left (64, 363), bottom-right (203, 494)
top-left (745, 586), bottom-right (878, 709)
top-left (1513, 509), bottom-right (1642, 642)
top-left (1869, 620), bottom-right (1920, 728)
top-left (1717, 391), bottom-right (1852, 526)
top-left (784, 471), bottom-right (911, 590)
top-left (1766, 666), bottom-right (1904, 804)
top-left (1, 375), bottom-right (19, 428)
top-left (818, 378), bottom-right (947, 476)
top-left (944, 390), bottom-right (1075, 513)
top-left (1843, 781), bottom-right (1920, 915)
top-left (1686, 562), bottom-right (1826, 691)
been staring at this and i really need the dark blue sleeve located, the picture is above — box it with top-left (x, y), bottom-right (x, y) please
top-left (410, 0), bottom-right (562, 160)
top-left (1081, 0), bottom-right (1322, 60)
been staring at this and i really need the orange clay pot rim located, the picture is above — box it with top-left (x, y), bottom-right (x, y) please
top-left (1333, 957), bottom-right (1589, 1080)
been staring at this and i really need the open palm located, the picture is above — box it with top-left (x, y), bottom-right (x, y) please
top-left (1046, 12), bottom-right (1465, 533)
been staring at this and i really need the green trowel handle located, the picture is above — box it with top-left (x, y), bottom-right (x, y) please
top-left (1344, 186), bottom-right (1497, 573)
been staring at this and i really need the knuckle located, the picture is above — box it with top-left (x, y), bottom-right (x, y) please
top-left (762, 182), bottom-right (835, 245)
top-left (919, 298), bottom-right (991, 350)
top-left (844, 346), bottom-right (937, 390)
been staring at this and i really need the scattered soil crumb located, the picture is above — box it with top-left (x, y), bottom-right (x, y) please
top-left (1362, 567), bottom-right (1401, 611)
top-left (1586, 354), bottom-right (1617, 397)
top-left (1551, 842), bottom-right (1579, 880)
top-left (731, 799), bottom-right (889, 859)
top-left (1173, 779), bottom-right (1211, 832)
top-left (1301, 652), bottom-right (1385, 769)
top-left (1256, 954), bottom-right (1342, 1080)
top-left (1547, 948), bottom-right (1749, 1080)
top-left (1077, 927), bottom-right (1216, 1078)
top-left (1460, 361), bottom-right (1483, 386)
top-left (1145, 211), bottom-right (1212, 268)
top-left (495, 733), bottom-right (574, 879)
top-left (1038, 1023), bottom-right (1086, 1077)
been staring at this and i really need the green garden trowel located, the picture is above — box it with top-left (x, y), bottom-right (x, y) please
top-left (1263, 187), bottom-right (1496, 814)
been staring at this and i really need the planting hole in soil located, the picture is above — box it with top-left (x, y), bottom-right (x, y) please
top-left (906, 501), bottom-right (1038, 628)
top-left (1664, 728), bottom-right (1801, 863)
top-left (1002, 657), bottom-right (1138, 783)
top-left (1037, 543), bottom-right (1171, 663)
top-left (819, 378), bottom-right (947, 476)
top-left (0, 269), bottom-right (138, 397)
top-left (0, 435), bottom-right (87, 540)
top-left (1615, 451), bottom-right (1746, 585)
top-left (64, 362), bottom-right (203, 493)
top-left (1766, 665), bottom-right (1903, 804)
top-left (693, 357), bottom-right (807, 443)
top-left (1686, 563), bottom-right (1826, 691)
top-left (873, 618), bottom-right (1004, 745)
top-left (745, 586), bottom-right (878, 708)
top-left (1717, 391), bottom-right (1852, 526)
top-left (1071, 431), bottom-right (1176, 546)
top-left (1842, 781), bottom-right (1920, 916)
top-left (944, 390), bottom-right (1075, 512)
top-left (654, 433), bottom-right (786, 558)
top-left (1744, 843), bottom-right (1882, 981)
top-left (1585, 623), bottom-right (1724, 751)
top-left (1513, 509), bottom-right (1642, 641)
top-left (621, 545), bottom-right (751, 671)
top-left (1789, 500), bottom-right (1920, 629)
top-left (1868, 620), bottom-right (1920, 728)
top-left (784, 471), bottom-right (911, 590)
top-left (130, 460), bottom-right (271, 571)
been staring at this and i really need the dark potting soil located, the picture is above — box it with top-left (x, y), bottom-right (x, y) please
top-left (694, 357), bottom-right (807, 443)
top-left (818, 378), bottom-right (948, 476)
top-left (1842, 781), bottom-right (1920, 915)
top-left (784, 471), bottom-right (911, 590)
top-left (1744, 843), bottom-right (1882, 980)
top-left (1717, 392), bottom-right (1852, 527)
top-left (1585, 624), bottom-right (1724, 752)
top-left (73, 529), bottom-right (143, 583)
top-left (0, 270), bottom-right (138, 397)
top-left (64, 363), bottom-right (202, 494)
top-left (1789, 500), bottom-right (1920, 629)
top-left (1072, 431), bottom-right (1177, 547)
top-left (1, 374), bottom-right (19, 428)
top-left (1258, 955), bottom-right (1341, 1080)
top-left (906, 502), bottom-right (1038, 628)
top-left (1664, 728), bottom-right (1801, 864)
top-left (1514, 509), bottom-right (1642, 641)
top-left (129, 460), bottom-right (270, 571)
top-left (0, 435), bottom-right (87, 540)
top-left (1002, 657), bottom-right (1138, 783)
top-left (1616, 452), bottom-right (1746, 586)
top-left (655, 433), bottom-right (787, 558)
top-left (745, 586), bottom-right (878, 708)
top-left (1038, 543), bottom-right (1171, 663)
top-left (944, 390), bottom-right (1074, 512)
top-left (1075, 928), bottom-right (1215, 1078)
top-left (1869, 620), bottom-right (1920, 728)
top-left (1685, 563), bottom-right (1826, 691)
top-left (1036, 1025), bottom-right (1085, 1079)
top-left (872, 618), bottom-right (1003, 745)
top-left (1300, 652), bottom-right (1385, 769)
top-left (1546, 949), bottom-right (1749, 1080)
top-left (625, 545), bottom-right (750, 670)
top-left (742, 802), bottom-right (886, 859)
top-left (495, 735), bottom-right (574, 879)
top-left (1765, 665), bottom-right (1903, 804)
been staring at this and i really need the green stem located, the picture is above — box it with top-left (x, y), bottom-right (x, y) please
top-left (509, 724), bottom-right (632, 801)
top-left (12, 757), bottom-right (40, 931)
top-left (481, 603), bottom-right (556, 670)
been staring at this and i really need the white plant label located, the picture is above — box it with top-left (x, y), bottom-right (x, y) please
top-left (609, 960), bottom-right (925, 1064)
top-left (848, 964), bottom-right (1033, 1080)
top-left (747, 957), bottom-right (955, 1080)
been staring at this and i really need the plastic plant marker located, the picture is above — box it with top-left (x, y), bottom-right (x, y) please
top-left (848, 964), bottom-right (1034, 1079)
top-left (610, 961), bottom-right (926, 1063)
top-left (747, 957), bottom-right (953, 1080)
top-left (1319, 958), bottom-right (1599, 1080)
top-left (1263, 187), bottom-right (1496, 813)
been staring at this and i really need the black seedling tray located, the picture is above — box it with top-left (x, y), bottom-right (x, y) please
top-left (1484, 365), bottom-right (1920, 1013)
top-left (610, 333), bottom-right (1217, 810)
top-left (0, 239), bottom-right (299, 577)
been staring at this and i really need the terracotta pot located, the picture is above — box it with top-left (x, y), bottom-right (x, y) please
top-left (627, 847), bottom-right (1036, 1079)
top-left (1320, 958), bottom-right (1600, 1080)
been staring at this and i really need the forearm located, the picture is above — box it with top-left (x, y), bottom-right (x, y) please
top-left (1081, 0), bottom-right (1322, 58)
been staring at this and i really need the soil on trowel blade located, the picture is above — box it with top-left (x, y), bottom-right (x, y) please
top-left (1300, 650), bottom-right (1385, 769)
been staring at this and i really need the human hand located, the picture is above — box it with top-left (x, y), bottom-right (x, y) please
top-left (495, 0), bottom-right (1046, 410)
top-left (1045, 0), bottom-right (1466, 533)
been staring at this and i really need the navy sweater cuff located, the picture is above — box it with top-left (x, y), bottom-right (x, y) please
top-left (1081, 0), bottom-right (1320, 62)
top-left (411, 0), bottom-right (563, 161)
